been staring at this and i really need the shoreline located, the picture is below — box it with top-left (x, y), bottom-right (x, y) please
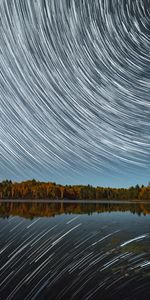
top-left (0, 199), bottom-right (150, 204)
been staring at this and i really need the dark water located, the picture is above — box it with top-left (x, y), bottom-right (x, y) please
top-left (0, 202), bottom-right (150, 300)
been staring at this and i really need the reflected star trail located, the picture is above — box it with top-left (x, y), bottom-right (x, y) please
top-left (0, 0), bottom-right (150, 183)
top-left (0, 211), bottom-right (150, 299)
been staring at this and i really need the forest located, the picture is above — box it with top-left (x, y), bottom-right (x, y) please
top-left (0, 179), bottom-right (150, 201)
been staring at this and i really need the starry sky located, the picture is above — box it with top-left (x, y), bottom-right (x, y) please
top-left (0, 0), bottom-right (150, 187)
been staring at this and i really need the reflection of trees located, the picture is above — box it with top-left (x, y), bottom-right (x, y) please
top-left (0, 202), bottom-right (150, 219)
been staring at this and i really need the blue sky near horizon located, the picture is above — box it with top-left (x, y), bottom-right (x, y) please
top-left (0, 0), bottom-right (150, 187)
top-left (0, 170), bottom-right (149, 188)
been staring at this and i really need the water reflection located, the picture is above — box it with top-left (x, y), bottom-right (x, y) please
top-left (0, 201), bottom-right (150, 219)
top-left (0, 202), bottom-right (150, 299)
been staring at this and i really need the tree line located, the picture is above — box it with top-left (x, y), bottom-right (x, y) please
top-left (0, 179), bottom-right (150, 200)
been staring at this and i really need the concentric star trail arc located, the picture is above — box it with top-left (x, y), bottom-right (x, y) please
top-left (0, 0), bottom-right (150, 181)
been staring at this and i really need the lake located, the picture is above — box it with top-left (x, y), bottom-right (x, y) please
top-left (0, 201), bottom-right (150, 299)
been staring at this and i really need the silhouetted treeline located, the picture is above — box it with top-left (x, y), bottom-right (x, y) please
top-left (0, 179), bottom-right (150, 200)
top-left (0, 202), bottom-right (150, 219)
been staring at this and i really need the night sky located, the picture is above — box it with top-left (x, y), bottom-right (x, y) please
top-left (0, 0), bottom-right (150, 187)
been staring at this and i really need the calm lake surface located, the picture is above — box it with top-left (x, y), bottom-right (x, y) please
top-left (0, 201), bottom-right (150, 300)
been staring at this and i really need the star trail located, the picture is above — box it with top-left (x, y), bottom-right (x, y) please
top-left (0, 0), bottom-right (150, 184)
